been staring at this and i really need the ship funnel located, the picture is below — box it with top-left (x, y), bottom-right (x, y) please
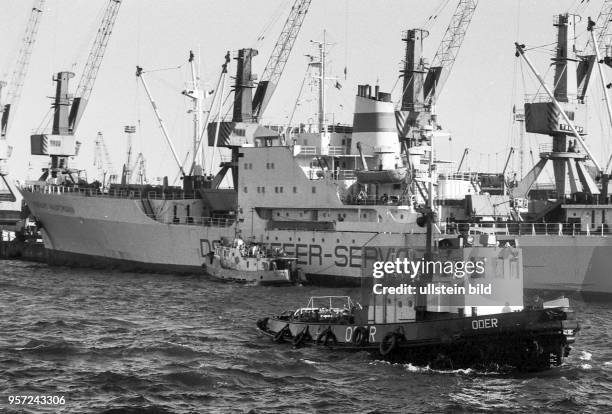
top-left (351, 83), bottom-right (400, 167)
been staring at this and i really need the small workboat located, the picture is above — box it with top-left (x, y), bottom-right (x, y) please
top-left (203, 238), bottom-right (300, 285)
top-left (256, 234), bottom-right (580, 371)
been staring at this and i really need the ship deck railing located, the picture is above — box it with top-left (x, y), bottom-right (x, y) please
top-left (22, 184), bottom-right (201, 200)
top-left (440, 221), bottom-right (612, 237)
top-left (343, 194), bottom-right (412, 206)
top-left (145, 214), bottom-right (235, 227)
top-left (307, 169), bottom-right (357, 181)
top-left (299, 146), bottom-right (348, 156)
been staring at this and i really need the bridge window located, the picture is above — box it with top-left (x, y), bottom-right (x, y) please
top-left (293, 186), bottom-right (297, 193)
top-left (243, 187), bottom-right (248, 193)
top-left (312, 186), bottom-right (316, 194)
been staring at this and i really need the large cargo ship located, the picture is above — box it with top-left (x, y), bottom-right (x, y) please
top-left (18, 6), bottom-right (612, 295)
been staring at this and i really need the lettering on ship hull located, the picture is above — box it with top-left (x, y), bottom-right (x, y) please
top-left (199, 240), bottom-right (414, 268)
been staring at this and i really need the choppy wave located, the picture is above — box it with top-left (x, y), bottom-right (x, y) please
top-left (1, 261), bottom-right (612, 413)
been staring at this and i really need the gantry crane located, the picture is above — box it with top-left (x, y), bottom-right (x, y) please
top-left (31, 0), bottom-right (122, 180)
top-left (132, 152), bottom-right (147, 185)
top-left (251, 0), bottom-right (312, 121)
top-left (0, 0), bottom-right (45, 176)
top-left (93, 131), bottom-right (117, 187)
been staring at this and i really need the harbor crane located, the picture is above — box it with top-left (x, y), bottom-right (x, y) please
top-left (397, 0), bottom-right (479, 144)
top-left (131, 152), bottom-right (147, 185)
top-left (31, 0), bottom-right (122, 180)
top-left (93, 131), bottom-right (117, 187)
top-left (396, 0), bottom-right (478, 202)
top-left (578, 0), bottom-right (612, 101)
top-left (251, 0), bottom-right (312, 121)
top-left (0, 0), bottom-right (45, 177)
top-left (423, 0), bottom-right (478, 109)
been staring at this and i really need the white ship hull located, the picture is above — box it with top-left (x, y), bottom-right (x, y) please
top-left (20, 189), bottom-right (612, 294)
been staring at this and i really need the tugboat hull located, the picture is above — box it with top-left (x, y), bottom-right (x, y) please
top-left (257, 308), bottom-right (578, 371)
top-left (203, 262), bottom-right (292, 285)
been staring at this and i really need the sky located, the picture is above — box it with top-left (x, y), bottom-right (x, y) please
top-left (1, 0), bottom-right (611, 185)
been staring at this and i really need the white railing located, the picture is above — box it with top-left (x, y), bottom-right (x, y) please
top-left (22, 185), bottom-right (201, 200)
top-left (438, 172), bottom-right (478, 181)
top-left (307, 169), bottom-right (356, 181)
top-left (150, 214), bottom-right (235, 227)
top-left (343, 194), bottom-right (412, 206)
top-left (441, 221), bottom-right (611, 237)
top-left (299, 145), bottom-right (347, 156)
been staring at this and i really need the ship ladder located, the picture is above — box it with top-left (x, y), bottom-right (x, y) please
top-left (140, 198), bottom-right (156, 220)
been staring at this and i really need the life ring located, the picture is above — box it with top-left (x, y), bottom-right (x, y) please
top-left (352, 326), bottom-right (369, 346)
top-left (316, 327), bottom-right (337, 346)
top-left (529, 339), bottom-right (543, 356)
top-left (379, 332), bottom-right (400, 356)
top-left (292, 326), bottom-right (310, 347)
top-left (273, 324), bottom-right (291, 343)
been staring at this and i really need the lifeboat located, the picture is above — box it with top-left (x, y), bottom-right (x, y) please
top-left (355, 167), bottom-right (408, 184)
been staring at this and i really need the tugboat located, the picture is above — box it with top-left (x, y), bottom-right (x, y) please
top-left (256, 233), bottom-right (580, 371)
top-left (203, 237), bottom-right (300, 285)
top-left (258, 151), bottom-right (579, 370)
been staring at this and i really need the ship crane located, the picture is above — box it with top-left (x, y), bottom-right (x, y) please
top-left (0, 0), bottom-right (45, 176)
top-left (31, 0), bottom-right (122, 180)
top-left (251, 0), bottom-right (312, 121)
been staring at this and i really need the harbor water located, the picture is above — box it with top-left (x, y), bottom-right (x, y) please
top-left (2, 260), bottom-right (612, 413)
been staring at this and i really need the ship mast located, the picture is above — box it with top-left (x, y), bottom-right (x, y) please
top-left (318, 31), bottom-right (326, 134)
top-left (310, 31), bottom-right (329, 135)
top-left (183, 50), bottom-right (204, 174)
